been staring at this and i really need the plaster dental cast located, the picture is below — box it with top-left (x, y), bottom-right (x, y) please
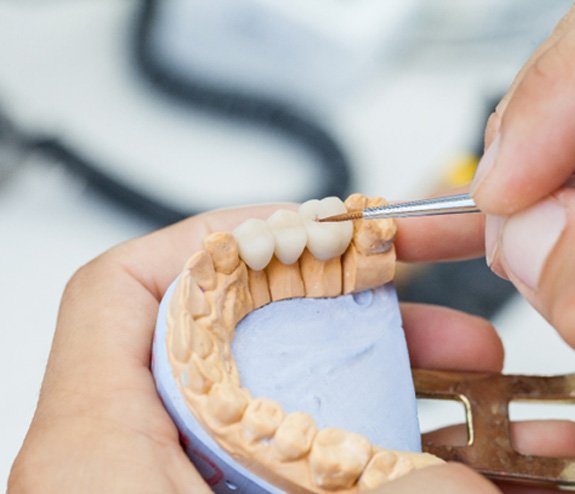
top-left (9, 3), bottom-right (575, 493)
top-left (154, 194), bottom-right (441, 493)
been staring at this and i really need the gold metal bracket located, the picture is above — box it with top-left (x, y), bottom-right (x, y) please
top-left (413, 369), bottom-right (575, 487)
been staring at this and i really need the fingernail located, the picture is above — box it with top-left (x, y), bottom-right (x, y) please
top-left (500, 198), bottom-right (566, 290)
top-left (485, 214), bottom-right (505, 267)
top-left (471, 133), bottom-right (500, 195)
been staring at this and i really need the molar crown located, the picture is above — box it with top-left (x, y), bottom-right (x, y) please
top-left (299, 197), bottom-right (353, 261)
top-left (232, 197), bottom-right (354, 271)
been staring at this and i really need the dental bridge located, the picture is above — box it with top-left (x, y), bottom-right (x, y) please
top-left (153, 193), bottom-right (575, 492)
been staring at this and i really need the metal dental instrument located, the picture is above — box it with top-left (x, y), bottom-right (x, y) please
top-left (319, 193), bottom-right (479, 222)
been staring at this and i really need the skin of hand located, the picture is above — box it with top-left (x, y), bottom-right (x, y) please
top-left (7, 204), bottom-right (575, 494)
top-left (470, 3), bottom-right (575, 348)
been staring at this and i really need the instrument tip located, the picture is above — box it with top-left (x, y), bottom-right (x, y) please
top-left (317, 210), bottom-right (363, 222)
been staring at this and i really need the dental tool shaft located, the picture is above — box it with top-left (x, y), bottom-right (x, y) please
top-left (319, 193), bottom-right (480, 222)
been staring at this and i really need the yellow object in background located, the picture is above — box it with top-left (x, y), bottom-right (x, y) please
top-left (445, 154), bottom-right (479, 187)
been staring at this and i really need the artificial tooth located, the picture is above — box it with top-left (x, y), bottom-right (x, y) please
top-left (299, 197), bottom-right (353, 261)
top-left (309, 428), bottom-right (372, 490)
top-left (233, 219), bottom-right (275, 271)
top-left (266, 209), bottom-right (307, 265)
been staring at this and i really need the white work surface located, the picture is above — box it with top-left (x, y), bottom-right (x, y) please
top-left (0, 1), bottom-right (573, 489)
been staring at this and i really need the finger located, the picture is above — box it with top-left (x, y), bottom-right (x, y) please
top-left (423, 420), bottom-right (575, 457)
top-left (368, 463), bottom-right (500, 494)
top-left (512, 420), bottom-right (575, 457)
top-left (484, 5), bottom-right (575, 145)
top-left (486, 188), bottom-right (575, 347)
top-left (16, 205), bottom-right (289, 493)
top-left (472, 13), bottom-right (575, 215)
top-left (394, 185), bottom-right (485, 263)
top-left (400, 303), bottom-right (504, 372)
top-left (10, 413), bottom-right (212, 494)
top-left (395, 211), bottom-right (485, 262)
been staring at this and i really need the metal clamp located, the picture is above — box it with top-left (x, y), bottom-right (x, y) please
top-left (414, 369), bottom-right (575, 487)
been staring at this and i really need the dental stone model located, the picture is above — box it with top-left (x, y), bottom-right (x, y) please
top-left (152, 194), bottom-right (442, 493)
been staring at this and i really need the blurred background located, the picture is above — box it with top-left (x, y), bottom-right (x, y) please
top-left (1, 0), bottom-right (574, 487)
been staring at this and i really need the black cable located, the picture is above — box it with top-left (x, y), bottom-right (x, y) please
top-left (4, 1), bottom-right (354, 228)
top-left (132, 0), bottom-right (353, 202)
top-left (12, 1), bottom-right (355, 228)
top-left (28, 136), bottom-right (189, 226)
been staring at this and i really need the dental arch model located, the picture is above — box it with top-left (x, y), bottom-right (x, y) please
top-left (159, 194), bottom-right (442, 493)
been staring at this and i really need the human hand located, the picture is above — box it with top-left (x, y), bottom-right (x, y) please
top-left (367, 6), bottom-right (575, 488)
top-left (7, 204), bottom-right (572, 494)
top-left (470, 4), bottom-right (575, 348)
top-left (7, 205), bottom-right (290, 494)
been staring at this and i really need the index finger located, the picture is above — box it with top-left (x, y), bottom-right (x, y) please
top-left (472, 9), bottom-right (575, 216)
top-left (395, 212), bottom-right (485, 263)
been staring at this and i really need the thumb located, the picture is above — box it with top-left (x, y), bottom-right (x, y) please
top-left (471, 5), bottom-right (575, 215)
top-left (367, 464), bottom-right (499, 493)
top-left (486, 188), bottom-right (575, 348)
